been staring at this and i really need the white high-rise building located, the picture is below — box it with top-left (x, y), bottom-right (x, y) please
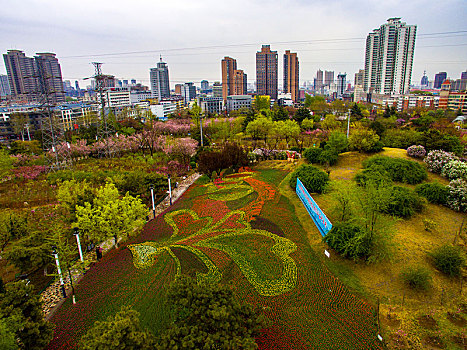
top-left (364, 18), bottom-right (417, 95)
top-left (150, 56), bottom-right (170, 100)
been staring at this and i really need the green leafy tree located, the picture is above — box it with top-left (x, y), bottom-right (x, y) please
top-left (301, 118), bottom-right (314, 131)
top-left (57, 180), bottom-right (95, 221)
top-left (293, 107), bottom-right (311, 124)
top-left (158, 276), bottom-right (266, 350)
top-left (350, 103), bottom-right (363, 120)
top-left (246, 116), bottom-right (273, 146)
top-left (0, 318), bottom-right (18, 350)
top-left (305, 95), bottom-right (328, 116)
top-left (272, 105), bottom-right (289, 121)
top-left (0, 211), bottom-right (29, 253)
top-left (5, 230), bottom-right (51, 273)
top-left (320, 114), bottom-right (341, 130)
top-left (326, 131), bottom-right (348, 154)
top-left (79, 306), bottom-right (155, 350)
top-left (74, 183), bottom-right (148, 244)
top-left (0, 149), bottom-right (13, 180)
top-left (253, 95), bottom-right (270, 111)
top-left (0, 281), bottom-right (54, 350)
top-left (348, 127), bottom-right (381, 153)
top-left (9, 113), bottom-right (28, 141)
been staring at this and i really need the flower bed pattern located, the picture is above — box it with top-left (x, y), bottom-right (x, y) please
top-left (47, 169), bottom-right (382, 350)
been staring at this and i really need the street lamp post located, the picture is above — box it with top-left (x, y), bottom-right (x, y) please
top-left (150, 185), bottom-right (156, 218)
top-left (346, 111), bottom-right (351, 139)
top-left (168, 175), bottom-right (172, 205)
top-left (200, 115), bottom-right (204, 147)
top-left (51, 246), bottom-right (67, 298)
top-left (73, 228), bottom-right (84, 263)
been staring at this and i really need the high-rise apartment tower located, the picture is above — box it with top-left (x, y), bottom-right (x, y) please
top-left (434, 72), bottom-right (447, 89)
top-left (364, 18), bottom-right (417, 95)
top-left (256, 45), bottom-right (278, 100)
top-left (150, 56), bottom-right (170, 100)
top-left (283, 50), bottom-right (299, 102)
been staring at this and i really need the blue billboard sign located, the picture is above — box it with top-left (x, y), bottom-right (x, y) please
top-left (296, 178), bottom-right (332, 236)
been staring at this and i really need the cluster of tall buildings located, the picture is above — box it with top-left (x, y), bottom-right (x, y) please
top-left (3, 49), bottom-right (66, 103)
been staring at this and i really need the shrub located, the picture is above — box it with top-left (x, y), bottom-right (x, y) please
top-left (303, 147), bottom-right (323, 164)
top-left (289, 164), bottom-right (329, 194)
top-left (441, 160), bottom-right (467, 180)
top-left (447, 178), bottom-right (467, 212)
top-left (326, 131), bottom-right (348, 154)
top-left (362, 155), bottom-right (427, 184)
top-left (422, 218), bottom-right (437, 232)
top-left (415, 182), bottom-right (449, 205)
top-left (198, 143), bottom-right (248, 177)
top-left (355, 165), bottom-right (392, 187)
top-left (381, 129), bottom-right (422, 149)
top-left (324, 221), bottom-right (372, 260)
top-left (349, 127), bottom-right (381, 153)
top-left (424, 150), bottom-right (459, 174)
top-left (319, 148), bottom-right (339, 166)
top-left (401, 266), bottom-right (432, 290)
top-left (384, 186), bottom-right (424, 218)
top-left (407, 145), bottom-right (426, 159)
top-left (429, 245), bottom-right (465, 277)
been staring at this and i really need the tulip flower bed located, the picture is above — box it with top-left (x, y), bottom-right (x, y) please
top-left (47, 168), bottom-right (382, 350)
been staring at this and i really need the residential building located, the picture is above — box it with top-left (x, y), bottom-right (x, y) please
top-left (174, 84), bottom-right (183, 95)
top-left (283, 50), bottom-right (299, 102)
top-left (212, 82), bottom-right (222, 98)
top-left (0, 74), bottom-right (10, 97)
top-left (256, 45), bottom-right (278, 100)
top-left (420, 71), bottom-right (429, 87)
top-left (353, 85), bottom-right (367, 103)
top-left (354, 69), bottom-right (364, 87)
top-left (181, 82), bottom-right (196, 105)
top-left (3, 50), bottom-right (37, 102)
top-left (337, 73), bottom-right (346, 97)
top-left (451, 79), bottom-right (467, 92)
top-left (226, 95), bottom-right (252, 112)
top-left (104, 87), bottom-right (131, 108)
top-left (315, 69), bottom-right (323, 91)
top-left (324, 70), bottom-right (334, 87)
top-left (34, 52), bottom-right (66, 103)
top-left (222, 57), bottom-right (237, 101)
top-left (198, 96), bottom-right (224, 114)
top-left (150, 56), bottom-right (170, 100)
top-left (364, 18), bottom-right (417, 95)
top-left (201, 80), bottom-right (209, 91)
top-left (433, 72), bottom-right (447, 89)
top-left (150, 101), bottom-right (177, 120)
top-left (439, 87), bottom-right (467, 114)
top-left (232, 69), bottom-right (247, 95)
top-left (130, 91), bottom-right (152, 104)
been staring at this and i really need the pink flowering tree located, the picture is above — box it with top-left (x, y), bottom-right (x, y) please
top-left (163, 137), bottom-right (198, 165)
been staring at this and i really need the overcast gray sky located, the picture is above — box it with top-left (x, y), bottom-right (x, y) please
top-left (1, 0), bottom-right (466, 89)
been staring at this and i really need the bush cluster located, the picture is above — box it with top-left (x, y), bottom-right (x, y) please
top-left (324, 221), bottom-right (372, 260)
top-left (400, 266), bottom-right (432, 291)
top-left (197, 143), bottom-right (249, 177)
top-left (384, 186), bottom-right (424, 218)
top-left (406, 145), bottom-right (426, 159)
top-left (289, 164), bottom-right (329, 194)
top-left (303, 147), bottom-right (339, 166)
top-left (424, 150), bottom-right (459, 174)
top-left (362, 155), bottom-right (427, 184)
top-left (441, 160), bottom-right (467, 180)
top-left (446, 178), bottom-right (467, 212)
top-left (415, 182), bottom-right (449, 205)
top-left (429, 245), bottom-right (465, 277)
top-left (382, 129), bottom-right (421, 149)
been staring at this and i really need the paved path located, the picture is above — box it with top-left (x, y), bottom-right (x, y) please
top-left (41, 172), bottom-right (201, 319)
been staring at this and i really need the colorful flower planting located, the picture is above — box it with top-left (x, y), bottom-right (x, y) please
top-left (47, 168), bottom-right (382, 350)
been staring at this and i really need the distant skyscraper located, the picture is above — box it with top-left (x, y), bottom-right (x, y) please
top-left (364, 18), bottom-right (417, 94)
top-left (34, 52), bottom-right (66, 103)
top-left (434, 72), bottom-right (447, 89)
top-left (256, 45), bottom-right (278, 100)
top-left (75, 80), bottom-right (80, 91)
top-left (324, 70), bottom-right (334, 87)
top-left (461, 71), bottom-right (467, 80)
top-left (337, 73), bottom-right (346, 97)
top-left (131, 79), bottom-right (136, 85)
top-left (221, 57), bottom-right (237, 101)
top-left (150, 56), bottom-right (170, 100)
top-left (315, 69), bottom-right (323, 91)
top-left (232, 70), bottom-right (247, 95)
top-left (174, 84), bottom-right (183, 95)
top-left (354, 69), bottom-right (364, 87)
top-left (284, 50), bottom-right (299, 102)
top-left (3, 49), bottom-right (37, 101)
top-left (0, 74), bottom-right (11, 97)
top-left (201, 80), bottom-right (209, 91)
top-left (421, 71), bottom-right (429, 86)
top-left (212, 82), bottom-right (222, 98)
top-left (181, 82), bottom-right (196, 105)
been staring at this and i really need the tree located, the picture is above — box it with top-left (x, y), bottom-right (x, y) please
top-left (320, 114), bottom-right (341, 130)
top-left (5, 230), bottom-right (51, 273)
top-left (246, 116), bottom-right (273, 147)
top-left (293, 107), bottom-right (311, 124)
top-left (348, 127), bottom-right (382, 153)
top-left (272, 105), bottom-right (289, 121)
top-left (301, 118), bottom-right (314, 131)
top-left (0, 211), bottom-right (29, 253)
top-left (74, 183), bottom-right (148, 244)
top-left (57, 180), bottom-right (95, 221)
top-left (9, 113), bottom-right (28, 141)
top-left (158, 276), bottom-right (266, 350)
top-left (79, 306), bottom-right (155, 350)
top-left (253, 95), bottom-right (270, 111)
top-left (327, 131), bottom-right (348, 154)
top-left (0, 281), bottom-right (54, 350)
top-left (305, 95), bottom-right (328, 116)
top-left (0, 318), bottom-right (18, 350)
top-left (0, 149), bottom-right (13, 180)
top-left (350, 103), bottom-right (363, 120)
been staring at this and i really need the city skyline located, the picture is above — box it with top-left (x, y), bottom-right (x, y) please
top-left (0, 0), bottom-right (466, 88)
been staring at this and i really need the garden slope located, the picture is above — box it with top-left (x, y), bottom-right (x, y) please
top-left (47, 168), bottom-right (382, 350)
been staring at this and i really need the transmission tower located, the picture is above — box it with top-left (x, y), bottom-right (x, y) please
top-left (92, 62), bottom-right (117, 158)
top-left (36, 56), bottom-right (71, 171)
